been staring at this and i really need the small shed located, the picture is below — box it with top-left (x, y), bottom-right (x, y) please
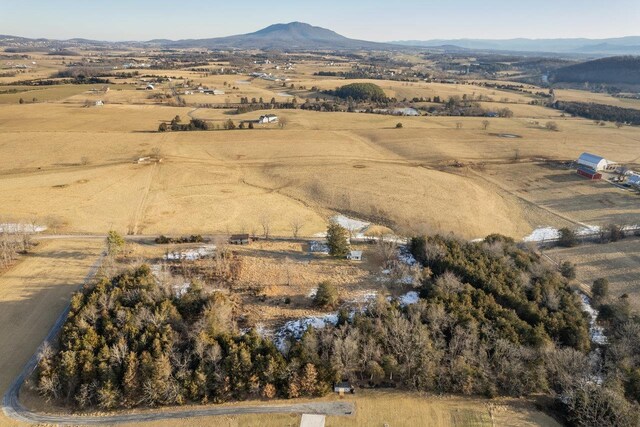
top-left (229, 234), bottom-right (251, 245)
top-left (347, 250), bottom-right (362, 261)
top-left (333, 381), bottom-right (355, 394)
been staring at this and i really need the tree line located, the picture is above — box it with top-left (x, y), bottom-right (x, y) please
top-left (553, 101), bottom-right (640, 125)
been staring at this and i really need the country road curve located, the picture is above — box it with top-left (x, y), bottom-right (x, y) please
top-left (4, 400), bottom-right (354, 425)
top-left (2, 252), bottom-right (105, 425)
top-left (1, 246), bottom-right (355, 425)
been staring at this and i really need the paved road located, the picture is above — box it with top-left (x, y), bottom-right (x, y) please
top-left (5, 400), bottom-right (354, 425)
top-left (2, 252), bottom-right (105, 425)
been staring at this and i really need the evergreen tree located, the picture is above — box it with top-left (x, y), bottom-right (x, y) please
top-left (326, 223), bottom-right (350, 257)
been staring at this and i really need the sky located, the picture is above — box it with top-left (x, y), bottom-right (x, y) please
top-left (2, 0), bottom-right (639, 41)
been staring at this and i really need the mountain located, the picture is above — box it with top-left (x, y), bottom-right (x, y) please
top-left (165, 22), bottom-right (395, 50)
top-left (391, 37), bottom-right (640, 55)
top-left (1, 23), bottom-right (397, 51)
top-left (551, 56), bottom-right (640, 85)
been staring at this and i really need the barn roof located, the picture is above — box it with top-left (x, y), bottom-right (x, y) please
top-left (578, 152), bottom-right (605, 165)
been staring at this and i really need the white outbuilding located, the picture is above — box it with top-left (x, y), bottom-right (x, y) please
top-left (347, 250), bottom-right (362, 261)
top-left (577, 153), bottom-right (617, 172)
top-left (258, 114), bottom-right (278, 124)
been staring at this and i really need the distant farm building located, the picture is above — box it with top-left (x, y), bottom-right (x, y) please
top-left (258, 114), bottom-right (278, 124)
top-left (229, 234), bottom-right (251, 245)
top-left (576, 153), bottom-right (618, 179)
top-left (347, 250), bottom-right (362, 261)
top-left (203, 89), bottom-right (225, 95)
top-left (94, 100), bottom-right (104, 106)
top-left (333, 381), bottom-right (355, 394)
top-left (627, 173), bottom-right (640, 188)
top-left (392, 107), bottom-right (420, 116)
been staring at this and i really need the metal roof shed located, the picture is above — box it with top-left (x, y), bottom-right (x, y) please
top-left (577, 153), bottom-right (608, 171)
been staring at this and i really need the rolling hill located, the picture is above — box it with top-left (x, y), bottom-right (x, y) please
top-left (551, 56), bottom-right (640, 85)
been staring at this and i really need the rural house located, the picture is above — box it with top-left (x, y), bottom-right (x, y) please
top-left (229, 234), bottom-right (251, 245)
top-left (347, 250), bottom-right (362, 261)
top-left (258, 114), bottom-right (278, 124)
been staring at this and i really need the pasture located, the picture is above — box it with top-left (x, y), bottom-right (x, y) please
top-left (1, 82), bottom-right (640, 239)
top-left (0, 238), bottom-right (103, 427)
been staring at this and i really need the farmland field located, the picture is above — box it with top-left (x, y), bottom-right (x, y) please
top-left (1, 91), bottom-right (639, 239)
top-left (545, 237), bottom-right (640, 311)
top-left (113, 391), bottom-right (561, 427)
top-left (0, 238), bottom-right (103, 427)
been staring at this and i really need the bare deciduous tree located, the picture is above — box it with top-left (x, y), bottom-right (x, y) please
top-left (289, 217), bottom-right (304, 238)
top-left (260, 213), bottom-right (271, 239)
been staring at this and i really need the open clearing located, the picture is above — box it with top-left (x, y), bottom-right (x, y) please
top-left (0, 238), bottom-right (103, 427)
top-left (545, 237), bottom-right (640, 311)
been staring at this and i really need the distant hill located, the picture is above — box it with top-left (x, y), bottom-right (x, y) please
top-left (551, 56), bottom-right (640, 85)
top-left (391, 37), bottom-right (640, 55)
top-left (165, 22), bottom-right (395, 51)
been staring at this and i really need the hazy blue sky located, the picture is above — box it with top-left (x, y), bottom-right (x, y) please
top-left (2, 0), bottom-right (639, 41)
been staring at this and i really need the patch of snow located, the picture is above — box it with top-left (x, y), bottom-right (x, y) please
top-left (397, 246), bottom-right (417, 266)
top-left (0, 223), bottom-right (47, 233)
top-left (331, 215), bottom-right (370, 238)
top-left (307, 288), bottom-right (318, 298)
top-left (523, 224), bottom-right (603, 242)
top-left (274, 313), bottom-right (339, 351)
top-left (309, 241), bottom-right (329, 254)
top-left (398, 291), bottom-right (419, 306)
top-left (173, 281), bottom-right (190, 298)
top-left (164, 245), bottom-right (216, 261)
top-left (577, 225), bottom-right (601, 236)
top-left (276, 92), bottom-right (293, 97)
top-left (524, 227), bottom-right (559, 242)
top-left (350, 291), bottom-right (378, 303)
top-left (579, 293), bottom-right (607, 345)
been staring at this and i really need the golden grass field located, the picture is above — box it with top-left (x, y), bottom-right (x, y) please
top-left (111, 391), bottom-right (561, 427)
top-left (1, 84), bottom-right (640, 239)
top-left (545, 237), bottom-right (640, 311)
top-left (0, 238), bottom-right (103, 427)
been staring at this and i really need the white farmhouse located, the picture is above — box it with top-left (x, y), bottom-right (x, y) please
top-left (258, 114), bottom-right (278, 124)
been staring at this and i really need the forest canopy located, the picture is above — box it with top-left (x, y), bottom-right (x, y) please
top-left (35, 235), bottom-right (639, 425)
top-left (326, 83), bottom-right (388, 102)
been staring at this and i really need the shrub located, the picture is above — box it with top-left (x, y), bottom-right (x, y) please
top-left (558, 228), bottom-right (578, 247)
top-left (396, 122), bottom-right (403, 128)
top-left (106, 230), bottom-right (125, 256)
top-left (545, 121), bottom-right (559, 131)
top-left (560, 261), bottom-right (576, 280)
top-left (592, 278), bottom-right (609, 306)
